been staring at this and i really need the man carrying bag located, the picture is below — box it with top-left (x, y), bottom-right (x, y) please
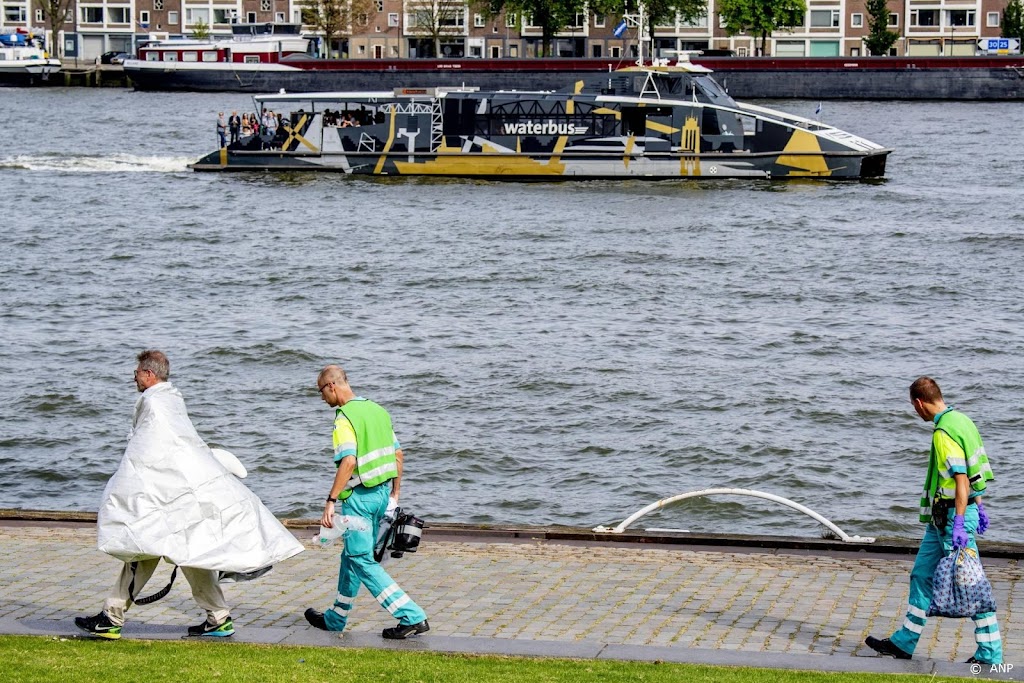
top-left (865, 377), bottom-right (1001, 665)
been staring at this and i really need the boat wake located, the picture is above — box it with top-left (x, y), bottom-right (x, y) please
top-left (0, 153), bottom-right (192, 173)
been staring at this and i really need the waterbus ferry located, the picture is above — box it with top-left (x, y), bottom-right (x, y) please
top-left (191, 60), bottom-right (891, 180)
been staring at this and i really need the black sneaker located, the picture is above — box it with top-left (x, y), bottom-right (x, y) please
top-left (966, 657), bottom-right (994, 665)
top-left (382, 619), bottom-right (429, 640)
top-left (74, 612), bottom-right (121, 640)
top-left (304, 608), bottom-right (328, 631)
top-left (865, 636), bottom-right (912, 660)
top-left (186, 617), bottom-right (235, 637)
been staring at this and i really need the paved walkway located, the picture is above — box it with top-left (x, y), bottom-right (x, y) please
top-left (2, 521), bottom-right (1021, 679)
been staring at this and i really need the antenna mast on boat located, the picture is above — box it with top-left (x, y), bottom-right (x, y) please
top-left (622, 2), bottom-right (649, 67)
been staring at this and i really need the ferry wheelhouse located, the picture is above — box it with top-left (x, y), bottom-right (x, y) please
top-left (191, 60), bottom-right (891, 180)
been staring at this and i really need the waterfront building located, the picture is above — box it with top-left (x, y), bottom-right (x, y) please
top-left (0, 0), bottom-right (1015, 62)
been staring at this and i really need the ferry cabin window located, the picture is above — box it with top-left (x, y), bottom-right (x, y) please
top-left (163, 52), bottom-right (177, 61)
top-left (183, 51), bottom-right (198, 62)
top-left (202, 51), bottom-right (218, 62)
top-left (244, 55), bottom-right (261, 63)
top-left (146, 52), bottom-right (159, 61)
top-left (442, 99), bottom-right (479, 137)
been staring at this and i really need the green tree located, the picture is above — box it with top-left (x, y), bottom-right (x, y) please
top-left (716, 0), bottom-right (805, 56)
top-left (407, 0), bottom-right (467, 58)
top-left (32, 0), bottom-right (74, 58)
top-left (1003, 0), bottom-right (1024, 44)
top-left (478, 0), bottom-right (586, 57)
top-left (864, 0), bottom-right (898, 56)
top-left (191, 18), bottom-right (212, 40)
top-left (301, 0), bottom-right (373, 58)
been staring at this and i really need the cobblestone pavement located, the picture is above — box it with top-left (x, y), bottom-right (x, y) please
top-left (2, 522), bottom-right (1021, 676)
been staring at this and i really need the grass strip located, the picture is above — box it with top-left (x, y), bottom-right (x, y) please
top-left (1, 635), bottom-right (970, 683)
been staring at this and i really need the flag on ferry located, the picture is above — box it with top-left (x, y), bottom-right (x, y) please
top-left (815, 102), bottom-right (822, 116)
top-left (613, 19), bottom-right (628, 38)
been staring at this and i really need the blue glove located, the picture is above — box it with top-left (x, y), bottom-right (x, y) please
top-left (977, 502), bottom-right (989, 535)
top-left (951, 514), bottom-right (969, 550)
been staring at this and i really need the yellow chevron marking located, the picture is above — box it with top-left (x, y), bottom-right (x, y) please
top-left (623, 135), bottom-right (635, 169)
top-left (219, 147), bottom-right (227, 167)
top-left (393, 155), bottom-right (565, 176)
top-left (574, 80), bottom-right (584, 95)
top-left (281, 114), bottom-right (317, 152)
top-left (776, 129), bottom-right (832, 176)
top-left (593, 107), bottom-right (621, 119)
top-left (374, 105), bottom-right (398, 174)
top-left (646, 120), bottom-right (679, 135)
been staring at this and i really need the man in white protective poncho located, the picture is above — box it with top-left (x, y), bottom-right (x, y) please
top-left (74, 350), bottom-right (304, 639)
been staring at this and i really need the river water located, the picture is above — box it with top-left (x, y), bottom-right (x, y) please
top-left (1, 86), bottom-right (1022, 543)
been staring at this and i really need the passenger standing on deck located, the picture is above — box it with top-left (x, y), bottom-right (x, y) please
top-left (865, 377), bottom-right (1001, 665)
top-left (229, 111), bottom-right (241, 145)
top-left (216, 112), bottom-right (227, 148)
top-left (304, 365), bottom-right (430, 640)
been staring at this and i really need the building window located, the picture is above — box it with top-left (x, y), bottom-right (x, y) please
top-left (247, 11), bottom-right (256, 23)
top-left (910, 9), bottom-right (936, 26)
top-left (140, 10), bottom-right (149, 24)
top-left (168, 10), bottom-right (178, 24)
top-left (375, 0), bottom-right (383, 11)
top-left (391, 45), bottom-right (398, 56)
top-left (851, 46), bottom-right (860, 55)
top-left (185, 8), bottom-right (210, 24)
top-left (213, 9), bottom-right (231, 23)
top-left (34, 8), bottom-right (43, 21)
top-left (851, 13), bottom-right (863, 28)
top-left (275, 11), bottom-right (285, 22)
top-left (737, 46), bottom-right (748, 56)
top-left (490, 45), bottom-right (501, 57)
top-left (505, 14), bottom-right (516, 28)
top-left (888, 13), bottom-right (898, 27)
top-left (610, 45), bottom-right (621, 57)
top-left (4, 5), bottom-right (26, 21)
top-left (470, 44), bottom-right (481, 57)
top-left (153, 0), bottom-right (163, 8)
top-left (594, 14), bottom-right (605, 28)
top-left (388, 12), bottom-right (398, 26)
top-left (108, 7), bottom-right (128, 23)
top-left (718, 14), bottom-right (727, 28)
top-left (987, 12), bottom-right (1000, 27)
top-left (474, 13), bottom-right (484, 27)
top-left (82, 7), bottom-right (103, 23)
top-left (947, 9), bottom-right (975, 26)
top-left (357, 44), bottom-right (365, 54)
top-left (571, 13), bottom-right (585, 28)
top-left (260, 0), bottom-right (270, 11)
top-left (509, 43), bottom-right (518, 56)
top-left (810, 9), bottom-right (839, 27)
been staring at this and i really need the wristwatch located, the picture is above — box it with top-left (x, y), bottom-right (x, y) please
top-left (326, 496), bottom-right (337, 503)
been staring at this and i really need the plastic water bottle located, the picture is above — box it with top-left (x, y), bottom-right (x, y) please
top-left (313, 514), bottom-right (371, 547)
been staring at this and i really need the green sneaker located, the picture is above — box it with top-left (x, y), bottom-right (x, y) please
top-left (187, 617), bottom-right (235, 637)
top-left (74, 612), bottom-right (122, 640)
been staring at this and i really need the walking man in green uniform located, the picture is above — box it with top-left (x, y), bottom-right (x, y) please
top-left (304, 364), bottom-right (429, 638)
top-left (865, 376), bottom-right (1001, 664)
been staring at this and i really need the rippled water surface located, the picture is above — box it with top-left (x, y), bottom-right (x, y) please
top-left (1, 87), bottom-right (1023, 543)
